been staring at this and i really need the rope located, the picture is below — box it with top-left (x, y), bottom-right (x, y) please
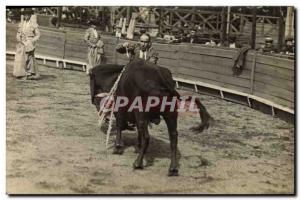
top-left (105, 101), bottom-right (115, 147)
top-left (98, 64), bottom-right (127, 148)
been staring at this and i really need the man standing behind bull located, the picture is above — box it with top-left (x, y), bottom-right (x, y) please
top-left (84, 21), bottom-right (104, 75)
top-left (115, 33), bottom-right (158, 64)
top-left (15, 8), bottom-right (40, 79)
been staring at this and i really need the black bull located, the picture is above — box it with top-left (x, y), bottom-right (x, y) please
top-left (90, 58), bottom-right (213, 176)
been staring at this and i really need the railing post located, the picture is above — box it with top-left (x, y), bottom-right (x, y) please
top-left (250, 51), bottom-right (257, 94)
top-left (220, 7), bottom-right (227, 46)
top-left (158, 7), bottom-right (164, 37)
top-left (251, 7), bottom-right (257, 49)
top-left (278, 7), bottom-right (285, 51)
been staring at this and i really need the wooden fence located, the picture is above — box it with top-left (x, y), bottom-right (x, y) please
top-left (6, 23), bottom-right (294, 120)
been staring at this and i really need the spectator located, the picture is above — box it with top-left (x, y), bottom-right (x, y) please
top-left (229, 35), bottom-right (237, 48)
top-left (14, 8), bottom-right (41, 79)
top-left (205, 34), bottom-right (217, 46)
top-left (163, 27), bottom-right (176, 42)
top-left (116, 33), bottom-right (158, 64)
top-left (84, 20), bottom-right (104, 75)
top-left (260, 37), bottom-right (277, 53)
top-left (281, 37), bottom-right (294, 55)
top-left (194, 21), bottom-right (202, 32)
top-left (182, 29), bottom-right (200, 44)
top-left (115, 25), bottom-right (122, 38)
top-left (140, 27), bottom-right (147, 35)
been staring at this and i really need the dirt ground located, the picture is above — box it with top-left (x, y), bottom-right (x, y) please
top-left (6, 59), bottom-right (294, 194)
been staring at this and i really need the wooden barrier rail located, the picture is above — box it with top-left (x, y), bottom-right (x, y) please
top-left (6, 23), bottom-right (295, 119)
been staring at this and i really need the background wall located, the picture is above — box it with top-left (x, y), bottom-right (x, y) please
top-left (6, 23), bottom-right (294, 113)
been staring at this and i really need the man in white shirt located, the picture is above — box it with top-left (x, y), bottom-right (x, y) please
top-left (15, 8), bottom-right (40, 79)
top-left (84, 20), bottom-right (104, 75)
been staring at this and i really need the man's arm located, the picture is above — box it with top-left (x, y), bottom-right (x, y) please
top-left (33, 24), bottom-right (41, 42)
top-left (96, 40), bottom-right (104, 54)
top-left (16, 23), bottom-right (22, 42)
top-left (96, 39), bottom-right (104, 48)
top-left (148, 47), bottom-right (159, 64)
top-left (84, 29), bottom-right (94, 47)
top-left (115, 42), bottom-right (132, 54)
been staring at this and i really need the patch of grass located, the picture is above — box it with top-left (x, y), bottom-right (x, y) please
top-left (70, 186), bottom-right (95, 194)
top-left (35, 181), bottom-right (61, 190)
top-left (89, 178), bottom-right (106, 186)
top-left (15, 107), bottom-right (37, 114)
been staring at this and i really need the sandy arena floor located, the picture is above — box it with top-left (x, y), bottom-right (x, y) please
top-left (6, 60), bottom-right (294, 194)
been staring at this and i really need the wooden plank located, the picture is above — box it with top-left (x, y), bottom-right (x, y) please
top-left (152, 43), bottom-right (180, 52)
top-left (36, 44), bottom-right (64, 53)
top-left (174, 75), bottom-right (294, 114)
top-left (253, 82), bottom-right (294, 103)
top-left (246, 53), bottom-right (294, 70)
top-left (64, 50), bottom-right (87, 59)
top-left (157, 57), bottom-right (180, 68)
top-left (35, 48), bottom-right (64, 59)
top-left (65, 40), bottom-right (86, 46)
top-left (159, 64), bottom-right (178, 75)
top-left (254, 72), bottom-right (294, 91)
top-left (155, 50), bottom-right (179, 60)
top-left (253, 91), bottom-right (294, 109)
top-left (64, 43), bottom-right (88, 52)
top-left (103, 45), bottom-right (117, 53)
top-left (244, 61), bottom-right (294, 81)
top-left (40, 30), bottom-right (65, 37)
top-left (35, 46), bottom-right (64, 55)
top-left (37, 41), bottom-right (65, 50)
top-left (176, 67), bottom-right (251, 89)
top-left (176, 73), bottom-right (250, 94)
top-left (180, 45), bottom-right (237, 58)
top-left (63, 56), bottom-right (86, 63)
top-left (178, 58), bottom-right (251, 79)
top-left (6, 37), bottom-right (18, 45)
top-left (39, 37), bottom-right (65, 45)
top-left (180, 52), bottom-right (235, 67)
top-left (101, 37), bottom-right (118, 45)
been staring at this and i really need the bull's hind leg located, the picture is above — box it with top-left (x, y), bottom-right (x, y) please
top-left (163, 112), bottom-right (179, 176)
top-left (133, 112), bottom-right (149, 169)
top-left (191, 98), bottom-right (214, 133)
top-left (113, 113), bottom-right (125, 154)
top-left (113, 128), bottom-right (124, 154)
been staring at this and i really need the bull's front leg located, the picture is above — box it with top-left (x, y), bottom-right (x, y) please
top-left (134, 130), bottom-right (142, 153)
top-left (133, 112), bottom-right (149, 169)
top-left (163, 112), bottom-right (179, 176)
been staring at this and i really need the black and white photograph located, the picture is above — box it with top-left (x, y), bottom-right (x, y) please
top-left (5, 4), bottom-right (295, 195)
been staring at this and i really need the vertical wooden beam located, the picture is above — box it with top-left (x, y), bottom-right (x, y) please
top-left (126, 6), bottom-right (131, 24)
top-left (278, 7), bottom-right (285, 51)
top-left (158, 7), bottom-right (164, 37)
top-left (240, 15), bottom-right (244, 34)
top-left (220, 7), bottom-right (227, 45)
top-left (250, 51), bottom-right (257, 94)
top-left (251, 7), bottom-right (257, 49)
top-left (102, 7), bottom-right (105, 27)
top-left (62, 31), bottom-right (67, 59)
top-left (226, 6), bottom-right (231, 36)
top-left (261, 17), bottom-right (265, 36)
top-left (110, 7), bottom-right (116, 30)
top-left (56, 7), bottom-right (62, 28)
top-left (79, 7), bottom-right (82, 23)
top-left (148, 9), bottom-right (151, 31)
top-left (285, 6), bottom-right (294, 38)
top-left (170, 10), bottom-right (173, 27)
top-left (239, 14), bottom-right (243, 34)
top-left (191, 6), bottom-right (196, 22)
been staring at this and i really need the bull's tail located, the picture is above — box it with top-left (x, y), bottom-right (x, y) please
top-left (183, 96), bottom-right (214, 133)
